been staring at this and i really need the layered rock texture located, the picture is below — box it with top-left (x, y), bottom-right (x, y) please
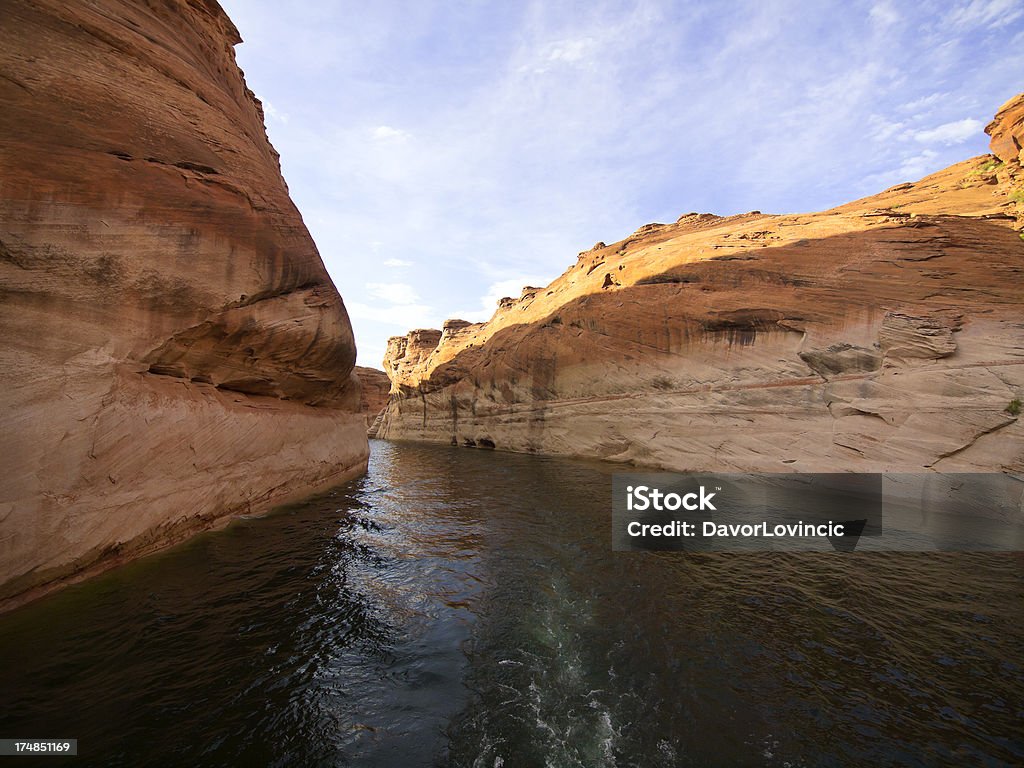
top-left (0, 0), bottom-right (368, 608)
top-left (379, 94), bottom-right (1024, 473)
top-left (355, 366), bottom-right (391, 432)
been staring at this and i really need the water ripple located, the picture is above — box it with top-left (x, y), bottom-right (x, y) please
top-left (0, 441), bottom-right (1020, 767)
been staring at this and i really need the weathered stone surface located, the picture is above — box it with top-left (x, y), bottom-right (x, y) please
top-left (0, 0), bottom-right (368, 608)
top-left (878, 313), bottom-right (960, 361)
top-left (378, 96), bottom-right (1024, 474)
top-left (355, 366), bottom-right (390, 427)
top-left (986, 92), bottom-right (1024, 170)
top-left (798, 344), bottom-right (882, 378)
top-left (385, 329), bottom-right (444, 384)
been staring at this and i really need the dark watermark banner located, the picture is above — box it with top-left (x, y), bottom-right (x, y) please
top-left (612, 473), bottom-right (1024, 552)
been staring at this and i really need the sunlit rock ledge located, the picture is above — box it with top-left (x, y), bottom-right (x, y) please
top-left (377, 94), bottom-right (1024, 474)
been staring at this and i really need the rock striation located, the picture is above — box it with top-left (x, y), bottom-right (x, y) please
top-left (987, 92), bottom-right (1024, 174)
top-left (378, 95), bottom-right (1024, 473)
top-left (0, 0), bottom-right (368, 609)
top-left (355, 366), bottom-right (391, 431)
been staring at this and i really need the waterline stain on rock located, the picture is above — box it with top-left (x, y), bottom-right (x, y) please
top-left (375, 96), bottom-right (1024, 473)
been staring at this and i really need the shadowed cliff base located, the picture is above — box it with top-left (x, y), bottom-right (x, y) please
top-left (378, 96), bottom-right (1024, 472)
top-left (379, 220), bottom-right (1023, 471)
top-left (0, 0), bottom-right (368, 609)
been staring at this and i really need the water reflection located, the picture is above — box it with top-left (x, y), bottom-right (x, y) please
top-left (0, 441), bottom-right (1021, 767)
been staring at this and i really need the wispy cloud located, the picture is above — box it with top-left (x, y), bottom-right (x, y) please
top-left (263, 100), bottom-right (288, 123)
top-left (520, 36), bottom-right (599, 73)
top-left (548, 37), bottom-right (595, 63)
top-left (900, 91), bottom-right (947, 112)
top-left (869, 1), bottom-right (901, 27)
top-left (946, 0), bottom-right (1024, 29)
top-left (222, 0), bottom-right (1024, 366)
top-left (372, 125), bottom-right (411, 142)
top-left (365, 282), bottom-right (420, 305)
top-left (347, 280), bottom-right (438, 365)
top-left (453, 276), bottom-right (553, 323)
top-left (346, 300), bottom-right (435, 329)
top-left (908, 118), bottom-right (984, 145)
top-left (897, 149), bottom-right (941, 178)
top-left (868, 115), bottom-right (906, 142)
top-left (345, 299), bottom-right (438, 367)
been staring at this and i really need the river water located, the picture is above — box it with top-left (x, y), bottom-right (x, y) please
top-left (1, 440), bottom-right (1021, 766)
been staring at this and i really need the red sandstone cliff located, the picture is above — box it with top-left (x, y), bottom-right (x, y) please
top-left (987, 93), bottom-right (1024, 173)
top-left (0, 0), bottom-right (368, 609)
top-left (378, 95), bottom-right (1024, 473)
top-left (355, 366), bottom-right (391, 430)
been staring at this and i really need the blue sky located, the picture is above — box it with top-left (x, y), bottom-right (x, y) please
top-left (220, 0), bottom-right (1024, 368)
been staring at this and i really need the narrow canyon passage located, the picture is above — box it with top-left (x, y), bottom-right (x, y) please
top-left (0, 441), bottom-right (1021, 767)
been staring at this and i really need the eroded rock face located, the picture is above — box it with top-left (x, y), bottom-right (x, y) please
top-left (355, 366), bottom-right (391, 429)
top-left (378, 96), bottom-right (1024, 473)
top-left (0, 0), bottom-right (368, 608)
top-left (986, 92), bottom-right (1024, 171)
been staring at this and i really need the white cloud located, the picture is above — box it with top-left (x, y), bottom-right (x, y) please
top-left (869, 1), bottom-right (900, 26)
top-left (382, 258), bottom-right (413, 268)
top-left (372, 125), bottom-right (411, 142)
top-left (263, 101), bottom-right (288, 123)
top-left (908, 118), bottom-right (983, 145)
top-left (348, 282), bottom-right (438, 342)
top-left (897, 149), bottom-right (940, 178)
top-left (453, 276), bottom-right (553, 323)
top-left (899, 92), bottom-right (947, 112)
top-left (946, 0), bottom-right (1024, 29)
top-left (366, 282), bottom-right (419, 305)
top-left (868, 115), bottom-right (906, 142)
top-left (548, 37), bottom-right (596, 64)
top-left (517, 38), bottom-right (596, 75)
top-left (859, 149), bottom-right (944, 190)
top-left (223, 0), bottom-right (1022, 365)
top-left (346, 301), bottom-right (438, 331)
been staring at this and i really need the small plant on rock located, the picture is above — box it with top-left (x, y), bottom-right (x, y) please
top-left (1007, 398), bottom-right (1022, 417)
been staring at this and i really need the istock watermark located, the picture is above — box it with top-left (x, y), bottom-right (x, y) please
top-left (625, 484), bottom-right (718, 511)
top-left (612, 473), bottom-right (1024, 552)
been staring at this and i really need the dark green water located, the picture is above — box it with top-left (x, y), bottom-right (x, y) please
top-left (1, 440), bottom-right (1022, 766)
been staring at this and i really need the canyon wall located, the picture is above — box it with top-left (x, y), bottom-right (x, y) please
top-left (0, 0), bottom-right (368, 609)
top-left (378, 95), bottom-right (1024, 473)
top-left (355, 366), bottom-right (391, 430)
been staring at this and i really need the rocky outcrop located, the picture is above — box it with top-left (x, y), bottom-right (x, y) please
top-left (986, 92), bottom-right (1024, 172)
top-left (377, 95), bottom-right (1024, 473)
top-left (385, 329), bottom-right (445, 385)
top-left (0, 0), bottom-right (368, 609)
top-left (355, 366), bottom-right (390, 430)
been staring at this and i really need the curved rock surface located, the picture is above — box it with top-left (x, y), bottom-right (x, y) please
top-left (379, 95), bottom-right (1024, 473)
top-left (0, 0), bottom-right (367, 608)
top-left (355, 366), bottom-right (391, 428)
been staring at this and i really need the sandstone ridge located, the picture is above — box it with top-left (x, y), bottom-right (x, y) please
top-left (0, 0), bottom-right (368, 609)
top-left (378, 94), bottom-right (1024, 473)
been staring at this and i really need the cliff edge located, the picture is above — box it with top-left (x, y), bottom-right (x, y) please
top-left (0, 0), bottom-right (368, 608)
top-left (378, 94), bottom-right (1024, 473)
